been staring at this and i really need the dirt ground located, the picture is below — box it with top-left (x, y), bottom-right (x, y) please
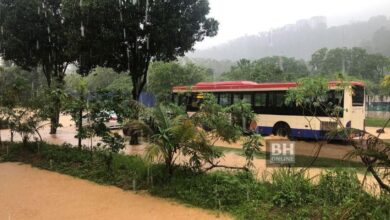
top-left (0, 162), bottom-right (230, 220)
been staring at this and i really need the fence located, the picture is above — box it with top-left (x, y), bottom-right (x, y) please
top-left (366, 96), bottom-right (390, 119)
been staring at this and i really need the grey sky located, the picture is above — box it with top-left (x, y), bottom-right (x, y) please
top-left (195, 0), bottom-right (390, 50)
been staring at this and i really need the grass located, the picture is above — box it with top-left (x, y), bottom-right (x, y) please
top-left (1, 142), bottom-right (389, 219)
top-left (365, 118), bottom-right (390, 128)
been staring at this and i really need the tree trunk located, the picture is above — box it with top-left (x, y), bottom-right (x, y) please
top-left (128, 55), bottom-right (151, 145)
top-left (78, 108), bottom-right (83, 148)
top-left (10, 130), bottom-right (14, 143)
top-left (0, 127), bottom-right (3, 150)
top-left (50, 110), bottom-right (60, 134)
top-left (129, 78), bottom-right (143, 145)
top-left (49, 88), bottom-right (61, 135)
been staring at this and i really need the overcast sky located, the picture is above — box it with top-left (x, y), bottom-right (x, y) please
top-left (195, 0), bottom-right (390, 50)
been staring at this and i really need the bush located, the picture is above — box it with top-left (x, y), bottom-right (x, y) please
top-left (2, 142), bottom-right (390, 220)
top-left (271, 168), bottom-right (314, 207)
top-left (317, 169), bottom-right (363, 205)
top-left (151, 170), bottom-right (271, 211)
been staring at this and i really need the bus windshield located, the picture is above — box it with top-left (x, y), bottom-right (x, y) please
top-left (352, 86), bottom-right (365, 106)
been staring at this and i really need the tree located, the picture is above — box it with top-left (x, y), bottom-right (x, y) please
top-left (0, 0), bottom-right (75, 134)
top-left (309, 47), bottom-right (389, 83)
top-left (381, 75), bottom-right (390, 96)
top-left (64, 76), bottom-right (88, 148)
top-left (62, 0), bottom-right (218, 101)
top-left (310, 48), bottom-right (328, 73)
top-left (371, 27), bottom-right (390, 56)
top-left (85, 67), bottom-right (131, 92)
top-left (286, 76), bottom-right (390, 193)
top-left (125, 95), bottom-right (261, 175)
top-left (221, 56), bottom-right (308, 82)
top-left (147, 62), bottom-right (210, 103)
top-left (0, 65), bottom-right (46, 146)
top-left (65, 68), bottom-right (133, 94)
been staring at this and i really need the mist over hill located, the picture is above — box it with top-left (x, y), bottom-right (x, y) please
top-left (188, 16), bottom-right (390, 61)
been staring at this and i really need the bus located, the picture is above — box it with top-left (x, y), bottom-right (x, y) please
top-left (172, 81), bottom-right (365, 139)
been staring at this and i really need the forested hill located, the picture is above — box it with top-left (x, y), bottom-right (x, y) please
top-left (188, 16), bottom-right (390, 61)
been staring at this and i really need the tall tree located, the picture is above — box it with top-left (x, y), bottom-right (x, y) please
top-left (147, 62), bottom-right (210, 102)
top-left (63, 0), bottom-right (218, 101)
top-left (221, 56), bottom-right (308, 82)
top-left (309, 47), bottom-right (389, 83)
top-left (0, 0), bottom-right (74, 134)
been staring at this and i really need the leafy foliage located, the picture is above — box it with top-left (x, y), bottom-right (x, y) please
top-left (192, 94), bottom-right (241, 144)
top-left (381, 75), bottom-right (390, 95)
top-left (63, 0), bottom-right (218, 100)
top-left (139, 104), bottom-right (216, 174)
top-left (286, 76), bottom-right (390, 193)
top-left (317, 169), bottom-right (363, 205)
top-left (2, 142), bottom-right (390, 220)
top-left (271, 168), bottom-right (314, 207)
top-left (147, 62), bottom-right (211, 103)
top-left (220, 57), bottom-right (309, 82)
top-left (0, 0), bottom-right (75, 134)
top-left (242, 134), bottom-right (263, 168)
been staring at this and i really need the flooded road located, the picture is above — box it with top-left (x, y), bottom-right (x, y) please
top-left (1, 114), bottom-right (389, 159)
top-left (0, 162), bottom-right (230, 220)
top-left (0, 115), bottom-right (146, 155)
top-left (1, 115), bottom-right (388, 195)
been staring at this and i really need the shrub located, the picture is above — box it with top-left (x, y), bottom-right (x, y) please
top-left (317, 169), bottom-right (363, 205)
top-left (2, 142), bottom-right (390, 219)
top-left (151, 170), bottom-right (271, 211)
top-left (271, 168), bottom-right (314, 207)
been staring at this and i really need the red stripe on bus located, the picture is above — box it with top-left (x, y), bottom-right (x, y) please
top-left (172, 81), bottom-right (364, 92)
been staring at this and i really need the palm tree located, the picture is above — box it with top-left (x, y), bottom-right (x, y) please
top-left (124, 104), bottom-right (213, 175)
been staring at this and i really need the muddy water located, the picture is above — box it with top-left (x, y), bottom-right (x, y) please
top-left (0, 115), bottom-right (387, 195)
top-left (0, 163), bottom-right (230, 220)
top-left (1, 114), bottom-right (388, 159)
top-left (0, 115), bottom-right (146, 155)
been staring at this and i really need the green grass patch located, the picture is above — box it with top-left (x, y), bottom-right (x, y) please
top-left (365, 118), bottom-right (390, 128)
top-left (1, 142), bottom-right (389, 219)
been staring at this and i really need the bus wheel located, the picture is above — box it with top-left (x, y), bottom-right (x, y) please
top-left (273, 122), bottom-right (291, 138)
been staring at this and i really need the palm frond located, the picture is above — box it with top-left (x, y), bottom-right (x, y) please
top-left (122, 119), bottom-right (153, 137)
top-left (144, 143), bottom-right (163, 163)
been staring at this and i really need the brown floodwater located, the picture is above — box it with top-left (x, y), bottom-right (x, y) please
top-left (0, 162), bottom-right (230, 220)
top-left (0, 115), bottom-right (387, 199)
top-left (1, 114), bottom-right (388, 158)
top-left (0, 115), bottom-right (146, 155)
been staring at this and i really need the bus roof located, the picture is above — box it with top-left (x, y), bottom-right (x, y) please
top-left (172, 81), bottom-right (364, 92)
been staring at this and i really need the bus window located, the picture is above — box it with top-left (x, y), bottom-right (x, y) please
top-left (172, 93), bottom-right (179, 105)
top-left (254, 93), bottom-right (266, 107)
top-left (269, 92), bottom-right (285, 107)
top-left (219, 93), bottom-right (231, 106)
top-left (233, 94), bottom-right (241, 104)
top-left (178, 94), bottom-right (188, 107)
top-left (327, 90), bottom-right (344, 107)
top-left (352, 86), bottom-right (364, 106)
top-left (188, 93), bottom-right (204, 111)
top-left (243, 94), bottom-right (252, 104)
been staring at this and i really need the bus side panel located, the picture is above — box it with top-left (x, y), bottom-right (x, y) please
top-left (254, 114), bottom-right (347, 139)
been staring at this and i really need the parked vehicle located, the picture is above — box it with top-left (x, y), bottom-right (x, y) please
top-left (172, 81), bottom-right (365, 139)
top-left (82, 111), bottom-right (122, 130)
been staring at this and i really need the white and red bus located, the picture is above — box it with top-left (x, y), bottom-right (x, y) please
top-left (172, 81), bottom-right (365, 139)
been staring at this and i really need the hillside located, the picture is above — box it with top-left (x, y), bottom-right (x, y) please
top-left (188, 16), bottom-right (390, 61)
